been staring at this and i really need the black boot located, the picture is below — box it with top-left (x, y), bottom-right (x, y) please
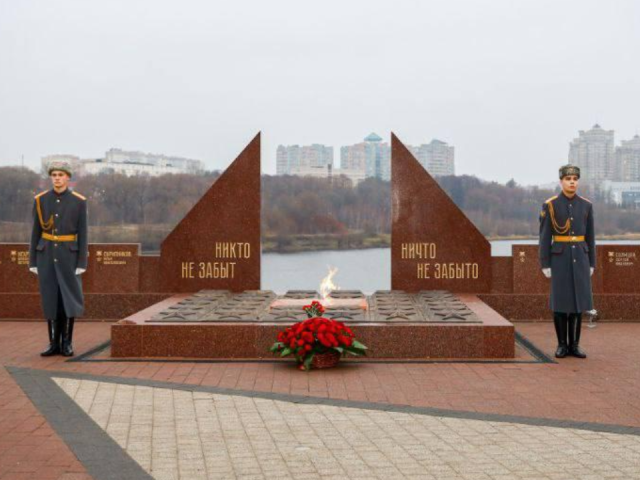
top-left (61, 317), bottom-right (75, 357)
top-left (40, 318), bottom-right (61, 356)
top-left (553, 312), bottom-right (568, 358)
top-left (568, 314), bottom-right (587, 358)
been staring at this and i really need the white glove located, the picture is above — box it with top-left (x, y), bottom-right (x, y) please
top-left (75, 268), bottom-right (86, 275)
top-left (590, 267), bottom-right (594, 277)
top-left (29, 267), bottom-right (38, 275)
top-left (542, 268), bottom-right (551, 278)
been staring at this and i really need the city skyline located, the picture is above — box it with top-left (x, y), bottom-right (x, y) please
top-left (25, 124), bottom-right (640, 186)
top-left (1, 1), bottom-right (639, 186)
top-left (568, 124), bottom-right (640, 184)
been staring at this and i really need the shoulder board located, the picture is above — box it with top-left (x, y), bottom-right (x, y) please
top-left (580, 195), bottom-right (592, 203)
top-left (71, 191), bottom-right (87, 200)
top-left (544, 195), bottom-right (558, 204)
top-left (34, 190), bottom-right (49, 199)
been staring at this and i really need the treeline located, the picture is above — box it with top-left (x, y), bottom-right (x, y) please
top-left (1, 167), bottom-right (639, 250)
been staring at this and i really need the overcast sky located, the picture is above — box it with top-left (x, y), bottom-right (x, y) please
top-left (1, 0), bottom-right (639, 185)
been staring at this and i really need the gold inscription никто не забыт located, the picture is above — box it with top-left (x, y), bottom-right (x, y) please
top-left (181, 261), bottom-right (236, 279)
top-left (180, 242), bottom-right (252, 279)
top-left (215, 242), bottom-right (251, 259)
top-left (400, 242), bottom-right (480, 280)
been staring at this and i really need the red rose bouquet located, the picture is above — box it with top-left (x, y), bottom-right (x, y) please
top-left (270, 301), bottom-right (367, 370)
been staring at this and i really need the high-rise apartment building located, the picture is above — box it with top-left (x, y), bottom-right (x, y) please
top-left (276, 144), bottom-right (333, 175)
top-left (408, 139), bottom-right (455, 176)
top-left (615, 134), bottom-right (640, 182)
top-left (568, 124), bottom-right (615, 184)
top-left (340, 133), bottom-right (390, 181)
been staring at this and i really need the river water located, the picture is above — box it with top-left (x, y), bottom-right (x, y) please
top-left (261, 239), bottom-right (640, 293)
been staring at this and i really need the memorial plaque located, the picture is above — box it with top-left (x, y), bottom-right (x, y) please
top-left (160, 133), bottom-right (261, 292)
top-left (83, 244), bottom-right (140, 293)
top-left (602, 245), bottom-right (640, 293)
top-left (0, 244), bottom-right (38, 293)
top-left (391, 134), bottom-right (491, 292)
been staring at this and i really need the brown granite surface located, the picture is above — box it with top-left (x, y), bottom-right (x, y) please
top-left (111, 291), bottom-right (514, 359)
top-left (490, 256), bottom-right (513, 293)
top-left (138, 254), bottom-right (161, 292)
top-left (0, 293), bottom-right (170, 319)
top-left (391, 134), bottom-right (491, 293)
top-left (160, 133), bottom-right (261, 293)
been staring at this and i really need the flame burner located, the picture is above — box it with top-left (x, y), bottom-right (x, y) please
top-left (269, 290), bottom-right (368, 312)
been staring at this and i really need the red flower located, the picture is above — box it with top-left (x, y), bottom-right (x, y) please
top-left (272, 315), bottom-right (366, 366)
top-left (325, 333), bottom-right (338, 347)
top-left (317, 333), bottom-right (332, 348)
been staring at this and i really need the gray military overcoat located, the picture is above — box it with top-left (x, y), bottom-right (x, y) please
top-left (539, 192), bottom-right (595, 313)
top-left (29, 188), bottom-right (88, 319)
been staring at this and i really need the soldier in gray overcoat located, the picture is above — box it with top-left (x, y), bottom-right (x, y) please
top-left (539, 164), bottom-right (595, 359)
top-left (29, 160), bottom-right (88, 357)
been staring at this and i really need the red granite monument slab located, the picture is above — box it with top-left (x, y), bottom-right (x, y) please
top-left (0, 243), bottom-right (141, 294)
top-left (391, 134), bottom-right (491, 292)
top-left (160, 133), bottom-right (261, 293)
top-left (83, 244), bottom-right (140, 293)
top-left (512, 244), bottom-right (604, 294)
top-left (0, 244), bottom-right (38, 293)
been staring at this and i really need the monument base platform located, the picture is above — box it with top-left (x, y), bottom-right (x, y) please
top-left (111, 290), bottom-right (515, 359)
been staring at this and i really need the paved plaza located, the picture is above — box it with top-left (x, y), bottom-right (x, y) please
top-left (1, 321), bottom-right (640, 479)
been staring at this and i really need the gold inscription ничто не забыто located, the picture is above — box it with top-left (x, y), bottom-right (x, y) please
top-left (400, 242), bottom-right (480, 280)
